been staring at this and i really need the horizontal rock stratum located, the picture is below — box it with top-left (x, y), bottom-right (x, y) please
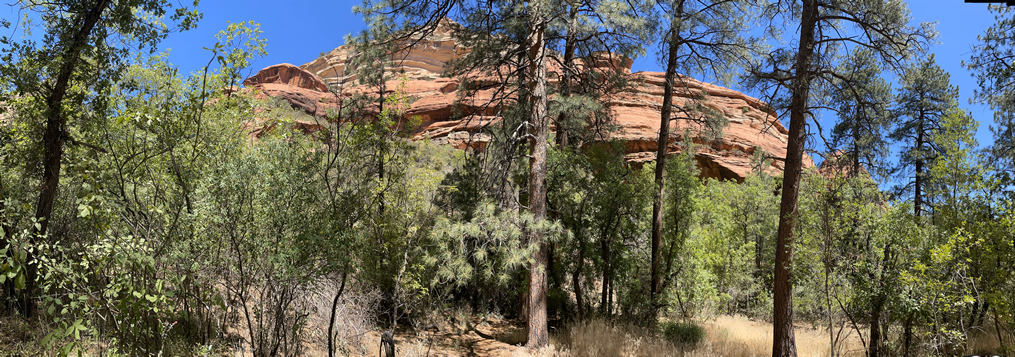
top-left (243, 22), bottom-right (812, 182)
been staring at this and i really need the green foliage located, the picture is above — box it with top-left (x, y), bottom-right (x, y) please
top-left (1, 16), bottom-right (282, 355)
top-left (927, 105), bottom-right (984, 222)
top-left (828, 49), bottom-right (896, 179)
top-left (659, 320), bottom-right (706, 346)
top-left (1, 2), bottom-right (1014, 356)
top-left (890, 54), bottom-right (959, 214)
top-left (656, 143), bottom-right (705, 317)
top-left (693, 173), bottom-right (779, 317)
top-left (966, 5), bottom-right (1015, 173)
top-left (545, 141), bottom-right (654, 317)
top-left (195, 135), bottom-right (328, 356)
top-left (654, 0), bottom-right (764, 87)
top-left (206, 21), bottom-right (269, 87)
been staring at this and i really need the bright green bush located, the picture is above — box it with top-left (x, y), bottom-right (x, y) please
top-left (659, 320), bottom-right (706, 346)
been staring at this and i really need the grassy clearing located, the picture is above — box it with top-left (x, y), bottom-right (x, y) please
top-left (554, 316), bottom-right (867, 357)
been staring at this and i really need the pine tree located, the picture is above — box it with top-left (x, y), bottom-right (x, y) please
top-left (966, 5), bottom-right (1015, 178)
top-left (828, 49), bottom-right (895, 179)
top-left (648, 0), bottom-right (761, 317)
top-left (891, 54), bottom-right (958, 218)
top-left (354, 0), bottom-right (654, 346)
top-left (749, 1), bottom-right (933, 355)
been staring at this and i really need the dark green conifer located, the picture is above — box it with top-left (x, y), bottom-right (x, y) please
top-left (891, 54), bottom-right (959, 218)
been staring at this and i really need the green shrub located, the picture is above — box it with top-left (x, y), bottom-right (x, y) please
top-left (659, 321), bottom-right (705, 346)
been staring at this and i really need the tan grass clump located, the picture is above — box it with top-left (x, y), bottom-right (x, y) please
top-left (554, 319), bottom-right (686, 357)
top-left (551, 315), bottom-right (867, 357)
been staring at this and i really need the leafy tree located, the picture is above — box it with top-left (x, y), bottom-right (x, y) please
top-left (547, 141), bottom-right (652, 319)
top-left (749, 1), bottom-right (933, 355)
top-left (891, 54), bottom-right (959, 218)
top-left (654, 142), bottom-right (703, 317)
top-left (0, 0), bottom-right (200, 318)
top-left (696, 173), bottom-right (779, 316)
top-left (0, 19), bottom-right (271, 354)
top-left (197, 136), bottom-right (329, 357)
top-left (926, 105), bottom-right (982, 222)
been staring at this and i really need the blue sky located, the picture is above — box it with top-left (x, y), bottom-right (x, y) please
top-left (1, 0), bottom-right (1004, 155)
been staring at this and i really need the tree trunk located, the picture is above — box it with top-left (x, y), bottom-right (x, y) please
top-left (27, 0), bottom-right (112, 318)
top-left (600, 214), bottom-right (618, 316)
top-left (555, 3), bottom-right (578, 148)
top-left (327, 271), bottom-right (348, 357)
top-left (915, 116), bottom-right (924, 218)
top-left (772, 1), bottom-right (818, 356)
top-left (525, 2), bottom-right (550, 348)
top-left (903, 311), bottom-right (914, 357)
top-left (651, 0), bottom-right (684, 316)
top-left (380, 331), bottom-right (395, 357)
top-left (600, 237), bottom-right (611, 316)
top-left (572, 242), bottom-right (584, 317)
top-left (992, 306), bottom-right (1007, 354)
top-left (1, 178), bottom-right (15, 314)
top-left (869, 299), bottom-right (883, 357)
top-left (821, 199), bottom-right (834, 357)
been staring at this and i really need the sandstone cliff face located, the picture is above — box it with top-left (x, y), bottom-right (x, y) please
top-left (242, 25), bottom-right (812, 181)
top-left (302, 19), bottom-right (466, 87)
top-left (243, 63), bottom-right (329, 92)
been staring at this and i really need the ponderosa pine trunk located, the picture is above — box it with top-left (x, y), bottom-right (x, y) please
top-left (554, 3), bottom-right (578, 148)
top-left (525, 1), bottom-right (550, 348)
top-left (772, 0), bottom-right (818, 356)
top-left (27, 0), bottom-right (112, 318)
top-left (914, 112), bottom-right (924, 218)
top-left (650, 0), bottom-right (684, 316)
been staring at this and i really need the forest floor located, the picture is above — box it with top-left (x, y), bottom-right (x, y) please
top-left (2, 312), bottom-right (1007, 356)
top-left (343, 314), bottom-right (1008, 357)
top-left (335, 314), bottom-right (870, 357)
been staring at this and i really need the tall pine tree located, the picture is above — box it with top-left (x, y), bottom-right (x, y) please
top-left (351, 0), bottom-right (653, 347)
top-left (966, 5), bottom-right (1015, 184)
top-left (827, 49), bottom-right (894, 179)
top-left (749, 1), bottom-right (933, 355)
top-left (891, 54), bottom-right (958, 218)
top-left (648, 0), bottom-right (761, 317)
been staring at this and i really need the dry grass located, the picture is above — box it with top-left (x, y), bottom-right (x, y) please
top-left (963, 324), bottom-right (1015, 356)
top-left (552, 316), bottom-right (867, 357)
top-left (7, 303), bottom-right (1008, 357)
top-left (554, 319), bottom-right (685, 357)
top-left (0, 315), bottom-right (51, 357)
top-left (686, 315), bottom-right (865, 357)
top-left (304, 280), bottom-right (382, 356)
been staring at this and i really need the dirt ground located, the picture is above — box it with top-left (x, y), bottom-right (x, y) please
top-left (349, 317), bottom-right (533, 357)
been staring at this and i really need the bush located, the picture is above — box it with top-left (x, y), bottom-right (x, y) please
top-left (659, 321), bottom-right (705, 346)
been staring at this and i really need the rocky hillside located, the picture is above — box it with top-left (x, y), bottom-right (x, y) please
top-left (242, 23), bottom-right (812, 181)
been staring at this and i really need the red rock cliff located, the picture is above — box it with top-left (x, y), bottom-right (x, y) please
top-left (243, 24), bottom-right (812, 181)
